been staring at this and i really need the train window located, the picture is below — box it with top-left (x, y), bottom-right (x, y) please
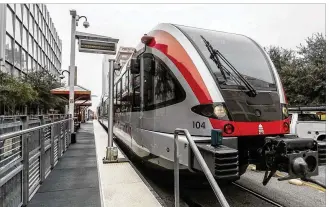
top-left (176, 25), bottom-right (276, 90)
top-left (132, 74), bottom-right (141, 111)
top-left (114, 84), bottom-right (117, 104)
top-left (143, 55), bottom-right (186, 110)
top-left (116, 79), bottom-right (122, 113)
top-left (121, 71), bottom-right (130, 112)
top-left (144, 55), bottom-right (155, 106)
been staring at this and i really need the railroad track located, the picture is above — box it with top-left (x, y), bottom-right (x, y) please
top-left (232, 182), bottom-right (284, 207)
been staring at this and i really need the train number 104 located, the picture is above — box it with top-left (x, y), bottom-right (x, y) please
top-left (192, 121), bottom-right (206, 129)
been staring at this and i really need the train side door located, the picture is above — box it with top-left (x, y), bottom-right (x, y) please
top-left (130, 69), bottom-right (143, 153)
top-left (140, 54), bottom-right (156, 153)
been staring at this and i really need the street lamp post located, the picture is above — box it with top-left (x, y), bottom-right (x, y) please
top-left (69, 10), bottom-right (89, 142)
top-left (59, 70), bottom-right (70, 115)
top-left (103, 59), bottom-right (123, 163)
top-left (59, 69), bottom-right (70, 81)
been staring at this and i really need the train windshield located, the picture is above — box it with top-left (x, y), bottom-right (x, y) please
top-left (176, 25), bottom-right (277, 90)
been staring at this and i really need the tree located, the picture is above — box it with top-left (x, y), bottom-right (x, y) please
top-left (298, 33), bottom-right (326, 69)
top-left (297, 33), bottom-right (326, 105)
top-left (0, 71), bottom-right (37, 114)
top-left (265, 33), bottom-right (326, 106)
top-left (22, 70), bottom-right (65, 113)
top-left (264, 46), bottom-right (295, 73)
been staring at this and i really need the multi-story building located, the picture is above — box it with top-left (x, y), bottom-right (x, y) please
top-left (115, 46), bottom-right (135, 67)
top-left (0, 4), bottom-right (62, 78)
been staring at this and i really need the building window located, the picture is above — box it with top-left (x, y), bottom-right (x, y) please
top-left (22, 28), bottom-right (28, 50)
top-left (5, 35), bottom-right (14, 64)
top-left (22, 49), bottom-right (28, 73)
top-left (31, 4), bottom-right (35, 17)
top-left (29, 14), bottom-right (33, 35)
top-left (16, 4), bottom-right (22, 20)
top-left (42, 5), bottom-right (47, 18)
top-left (35, 7), bottom-right (39, 25)
top-left (14, 43), bottom-right (21, 69)
top-left (33, 40), bottom-right (37, 58)
top-left (43, 19), bottom-right (46, 34)
top-left (45, 43), bottom-right (48, 56)
top-left (32, 59), bottom-right (37, 71)
top-left (48, 58), bottom-right (51, 71)
top-left (38, 12), bottom-right (42, 29)
top-left (28, 34), bottom-right (33, 55)
top-left (44, 26), bottom-right (47, 39)
top-left (39, 29), bottom-right (42, 44)
top-left (15, 18), bottom-right (22, 45)
top-left (40, 16), bottom-right (43, 33)
top-left (28, 55), bottom-right (32, 71)
top-left (43, 35), bottom-right (46, 51)
top-left (12, 68), bottom-right (20, 77)
top-left (44, 57), bottom-right (47, 71)
top-left (34, 20), bottom-right (38, 40)
top-left (23, 5), bottom-right (28, 28)
top-left (6, 7), bottom-right (14, 36)
top-left (46, 11), bottom-right (49, 26)
top-left (40, 32), bottom-right (43, 50)
top-left (38, 46), bottom-right (41, 64)
top-left (41, 51), bottom-right (44, 66)
top-left (4, 62), bottom-right (12, 74)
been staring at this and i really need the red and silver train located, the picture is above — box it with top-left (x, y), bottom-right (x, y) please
top-left (99, 23), bottom-right (325, 184)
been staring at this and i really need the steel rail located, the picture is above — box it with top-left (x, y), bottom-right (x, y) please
top-left (232, 182), bottom-right (284, 207)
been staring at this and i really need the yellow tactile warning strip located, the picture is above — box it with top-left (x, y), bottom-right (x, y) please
top-left (247, 165), bottom-right (326, 192)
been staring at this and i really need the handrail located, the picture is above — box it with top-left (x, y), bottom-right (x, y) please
top-left (0, 114), bottom-right (67, 118)
top-left (0, 118), bottom-right (73, 141)
top-left (174, 128), bottom-right (230, 207)
top-left (0, 116), bottom-right (72, 206)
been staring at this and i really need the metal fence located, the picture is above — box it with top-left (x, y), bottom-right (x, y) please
top-left (0, 115), bottom-right (72, 207)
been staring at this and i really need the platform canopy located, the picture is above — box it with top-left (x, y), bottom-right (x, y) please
top-left (50, 85), bottom-right (91, 101)
top-left (75, 100), bottom-right (92, 106)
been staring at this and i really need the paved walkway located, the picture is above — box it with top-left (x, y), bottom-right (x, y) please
top-left (28, 122), bottom-right (101, 207)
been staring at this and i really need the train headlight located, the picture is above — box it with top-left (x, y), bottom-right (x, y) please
top-left (214, 105), bottom-right (226, 118)
top-left (191, 103), bottom-right (230, 120)
top-left (282, 104), bottom-right (289, 119)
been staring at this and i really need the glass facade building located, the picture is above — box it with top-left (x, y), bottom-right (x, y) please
top-left (0, 4), bottom-right (62, 78)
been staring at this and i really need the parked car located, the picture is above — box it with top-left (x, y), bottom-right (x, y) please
top-left (289, 112), bottom-right (326, 141)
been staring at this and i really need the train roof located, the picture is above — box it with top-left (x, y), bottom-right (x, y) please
top-left (172, 23), bottom-right (252, 39)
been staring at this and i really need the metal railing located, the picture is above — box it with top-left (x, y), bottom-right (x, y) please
top-left (174, 128), bottom-right (230, 207)
top-left (0, 116), bottom-right (72, 207)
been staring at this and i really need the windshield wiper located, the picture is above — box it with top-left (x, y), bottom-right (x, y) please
top-left (201, 35), bottom-right (257, 97)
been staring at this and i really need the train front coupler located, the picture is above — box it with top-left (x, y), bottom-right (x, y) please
top-left (259, 136), bottom-right (319, 186)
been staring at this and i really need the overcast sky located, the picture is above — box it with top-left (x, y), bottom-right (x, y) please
top-left (46, 4), bottom-right (325, 111)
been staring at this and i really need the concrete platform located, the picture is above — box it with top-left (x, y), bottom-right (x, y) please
top-left (93, 120), bottom-right (162, 207)
top-left (28, 122), bottom-right (101, 207)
